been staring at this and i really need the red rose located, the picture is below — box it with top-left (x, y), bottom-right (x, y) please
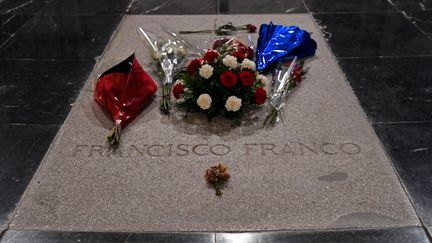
top-left (172, 83), bottom-right (185, 99)
top-left (254, 87), bottom-right (267, 104)
top-left (220, 71), bottom-right (238, 88)
top-left (212, 38), bottom-right (230, 49)
top-left (203, 50), bottom-right (219, 63)
top-left (187, 59), bottom-right (201, 75)
top-left (232, 50), bottom-right (245, 61)
top-left (293, 65), bottom-right (303, 85)
top-left (247, 24), bottom-right (257, 33)
top-left (239, 71), bottom-right (255, 87)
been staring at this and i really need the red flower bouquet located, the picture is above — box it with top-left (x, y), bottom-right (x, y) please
top-left (94, 54), bottom-right (157, 146)
top-left (173, 38), bottom-right (268, 120)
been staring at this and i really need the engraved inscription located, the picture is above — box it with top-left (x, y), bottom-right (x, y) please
top-left (72, 141), bottom-right (362, 158)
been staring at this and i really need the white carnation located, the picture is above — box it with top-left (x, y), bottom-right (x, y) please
top-left (222, 55), bottom-right (238, 69)
top-left (199, 64), bottom-right (214, 79)
top-left (197, 93), bottom-right (212, 110)
top-left (256, 74), bottom-right (268, 85)
top-left (241, 58), bottom-right (256, 70)
top-left (225, 96), bottom-right (242, 112)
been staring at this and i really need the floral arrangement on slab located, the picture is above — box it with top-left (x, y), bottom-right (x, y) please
top-left (205, 164), bottom-right (230, 196)
top-left (172, 38), bottom-right (268, 120)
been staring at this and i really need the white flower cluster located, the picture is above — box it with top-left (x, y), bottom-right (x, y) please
top-left (222, 55), bottom-right (238, 69)
top-left (225, 96), bottom-right (242, 112)
top-left (241, 58), bottom-right (256, 70)
top-left (256, 74), bottom-right (268, 85)
top-left (196, 94), bottom-right (243, 112)
top-left (197, 94), bottom-right (212, 110)
top-left (199, 64), bottom-right (214, 79)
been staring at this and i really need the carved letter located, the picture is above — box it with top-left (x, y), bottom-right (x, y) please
top-left (192, 144), bottom-right (209, 156)
top-left (130, 145), bottom-right (143, 156)
top-left (176, 144), bottom-right (189, 156)
top-left (299, 143), bottom-right (318, 155)
top-left (340, 143), bottom-right (361, 155)
top-left (260, 143), bottom-right (279, 155)
top-left (73, 145), bottom-right (88, 157)
top-left (282, 143), bottom-right (296, 155)
top-left (320, 143), bottom-right (338, 155)
top-left (244, 143), bottom-right (258, 156)
top-left (89, 145), bottom-right (104, 157)
top-left (210, 144), bottom-right (231, 156)
top-left (147, 145), bottom-right (164, 157)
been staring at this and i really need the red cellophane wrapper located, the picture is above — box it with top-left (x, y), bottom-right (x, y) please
top-left (94, 54), bottom-right (157, 145)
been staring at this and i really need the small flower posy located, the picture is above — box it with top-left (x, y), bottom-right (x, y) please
top-left (173, 38), bottom-right (267, 120)
top-left (205, 164), bottom-right (231, 196)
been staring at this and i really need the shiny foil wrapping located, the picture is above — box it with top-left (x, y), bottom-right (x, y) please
top-left (94, 54), bottom-right (157, 145)
top-left (256, 23), bottom-right (317, 72)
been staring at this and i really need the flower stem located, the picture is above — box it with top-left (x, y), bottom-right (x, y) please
top-left (107, 120), bottom-right (121, 146)
top-left (179, 30), bottom-right (213, 34)
top-left (263, 107), bottom-right (279, 127)
top-left (215, 187), bottom-right (222, 196)
top-left (160, 83), bottom-right (172, 114)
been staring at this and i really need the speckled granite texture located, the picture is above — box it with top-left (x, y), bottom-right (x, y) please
top-left (10, 15), bottom-right (419, 232)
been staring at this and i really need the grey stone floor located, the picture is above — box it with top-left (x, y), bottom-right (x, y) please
top-left (9, 15), bottom-right (419, 232)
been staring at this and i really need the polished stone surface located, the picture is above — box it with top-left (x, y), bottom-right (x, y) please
top-left (0, 15), bottom-right (31, 42)
top-left (392, 0), bottom-right (432, 11)
top-left (0, 60), bottom-right (94, 125)
top-left (0, 230), bottom-right (215, 243)
top-left (219, 0), bottom-right (307, 14)
top-left (0, 15), bottom-right (122, 59)
top-left (314, 13), bottom-right (432, 57)
top-left (0, 0), bottom-right (131, 15)
top-left (0, 125), bottom-right (58, 231)
top-left (0, 0), bottom-right (42, 15)
top-left (0, 15), bottom-right (30, 47)
top-left (9, 15), bottom-right (418, 232)
top-left (1, 227), bottom-right (430, 243)
top-left (217, 227), bottom-right (430, 243)
top-left (373, 122), bottom-right (432, 226)
top-left (407, 11), bottom-right (432, 38)
top-left (129, 0), bottom-right (217, 15)
top-left (38, 0), bottom-right (131, 15)
top-left (304, 0), bottom-right (396, 13)
top-left (338, 57), bottom-right (432, 122)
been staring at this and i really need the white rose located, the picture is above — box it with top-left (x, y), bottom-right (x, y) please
top-left (199, 64), bottom-right (214, 79)
top-left (222, 55), bottom-right (238, 69)
top-left (241, 58), bottom-right (256, 70)
top-left (197, 94), bottom-right (212, 110)
top-left (256, 74), bottom-right (268, 85)
top-left (225, 96), bottom-right (242, 112)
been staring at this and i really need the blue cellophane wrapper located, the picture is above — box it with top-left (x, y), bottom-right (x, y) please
top-left (256, 22), bottom-right (317, 72)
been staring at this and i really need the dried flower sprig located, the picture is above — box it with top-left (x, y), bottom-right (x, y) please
top-left (205, 164), bottom-right (230, 196)
top-left (180, 22), bottom-right (257, 35)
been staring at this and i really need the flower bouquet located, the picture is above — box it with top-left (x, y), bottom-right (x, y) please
top-left (263, 57), bottom-right (305, 127)
top-left (94, 54), bottom-right (157, 146)
top-left (173, 37), bottom-right (268, 120)
top-left (205, 164), bottom-right (230, 196)
top-left (138, 27), bottom-right (189, 114)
